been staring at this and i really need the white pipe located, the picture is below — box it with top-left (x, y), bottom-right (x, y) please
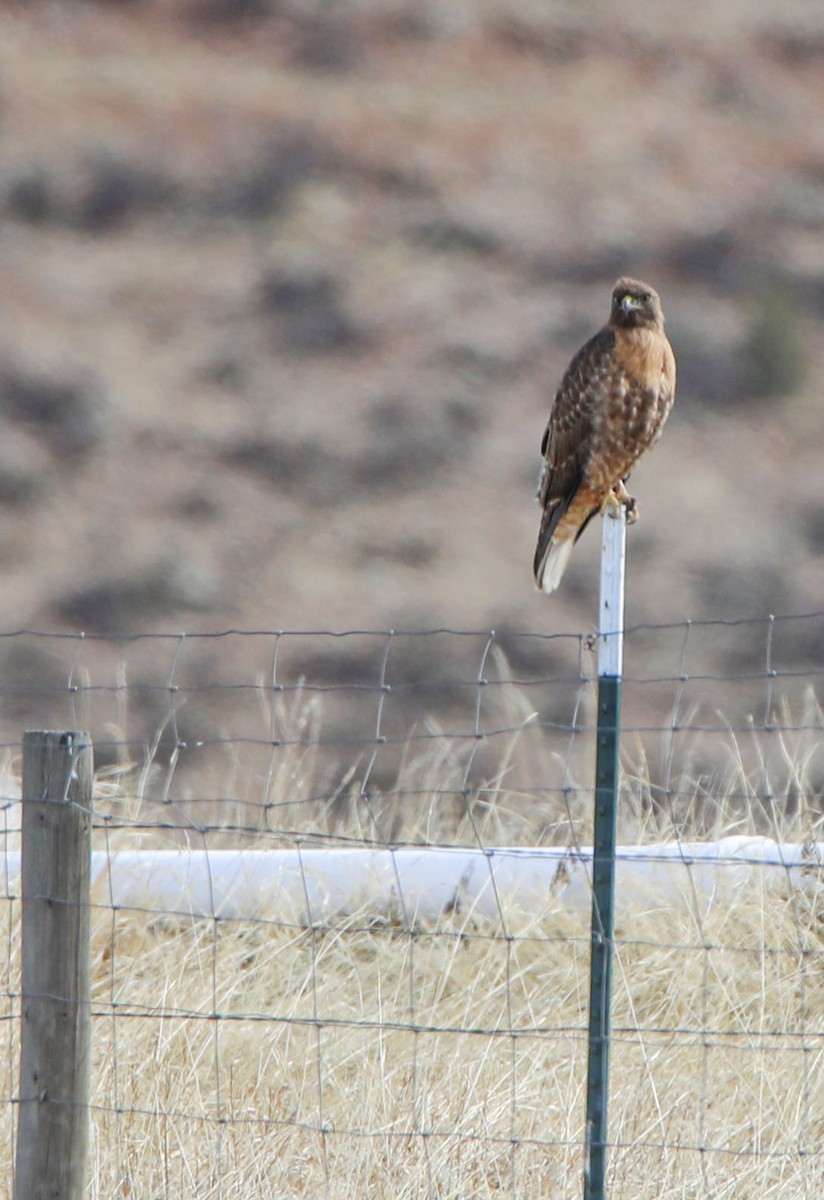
top-left (2, 838), bottom-right (820, 924)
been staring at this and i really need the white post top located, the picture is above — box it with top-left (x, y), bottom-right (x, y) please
top-left (598, 507), bottom-right (626, 677)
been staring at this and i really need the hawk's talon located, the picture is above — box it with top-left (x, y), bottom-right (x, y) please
top-left (604, 485), bottom-right (639, 524)
top-left (611, 479), bottom-right (639, 524)
top-left (604, 493), bottom-right (622, 519)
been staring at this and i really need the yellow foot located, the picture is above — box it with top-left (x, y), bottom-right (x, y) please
top-left (607, 481), bottom-right (639, 524)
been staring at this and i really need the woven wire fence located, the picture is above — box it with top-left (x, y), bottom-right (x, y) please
top-left (1, 614), bottom-right (824, 1199)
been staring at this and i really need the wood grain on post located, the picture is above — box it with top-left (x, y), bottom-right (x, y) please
top-left (14, 731), bottom-right (93, 1200)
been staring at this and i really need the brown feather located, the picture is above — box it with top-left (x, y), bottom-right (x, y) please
top-left (534, 278), bottom-right (675, 593)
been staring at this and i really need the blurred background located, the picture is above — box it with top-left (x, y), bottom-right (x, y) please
top-left (1, 0), bottom-right (823, 783)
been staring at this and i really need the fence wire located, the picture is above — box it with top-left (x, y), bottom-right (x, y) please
top-left (1, 615), bottom-right (823, 1199)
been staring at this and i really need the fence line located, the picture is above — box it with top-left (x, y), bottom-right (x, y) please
top-left (1, 617), bottom-right (823, 1199)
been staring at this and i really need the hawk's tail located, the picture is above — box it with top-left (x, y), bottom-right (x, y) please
top-left (533, 497), bottom-right (599, 594)
top-left (535, 536), bottom-right (575, 594)
top-left (533, 495), bottom-right (576, 594)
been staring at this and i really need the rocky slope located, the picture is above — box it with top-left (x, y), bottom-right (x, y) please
top-left (1, 1), bottom-right (823, 790)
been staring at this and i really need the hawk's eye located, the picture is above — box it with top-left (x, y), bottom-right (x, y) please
top-left (641, 292), bottom-right (652, 303)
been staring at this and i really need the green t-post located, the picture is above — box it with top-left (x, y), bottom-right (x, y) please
top-left (584, 505), bottom-right (626, 1200)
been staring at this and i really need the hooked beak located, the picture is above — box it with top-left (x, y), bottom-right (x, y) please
top-left (619, 293), bottom-right (637, 316)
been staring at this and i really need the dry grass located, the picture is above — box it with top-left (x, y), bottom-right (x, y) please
top-left (1, 684), bottom-right (824, 1199)
top-left (2, 869), bottom-right (821, 1197)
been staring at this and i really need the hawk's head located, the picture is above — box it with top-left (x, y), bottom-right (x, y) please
top-left (610, 278), bottom-right (664, 330)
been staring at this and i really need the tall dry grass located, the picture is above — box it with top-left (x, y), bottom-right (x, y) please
top-left (1, 678), bottom-right (823, 1199)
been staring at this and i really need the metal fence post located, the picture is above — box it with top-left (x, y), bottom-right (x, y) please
top-left (14, 731), bottom-right (94, 1200)
top-left (583, 509), bottom-right (626, 1200)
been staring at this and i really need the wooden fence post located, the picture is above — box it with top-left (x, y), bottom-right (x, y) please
top-left (14, 731), bottom-right (93, 1200)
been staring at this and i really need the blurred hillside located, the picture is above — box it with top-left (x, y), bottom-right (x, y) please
top-left (1, 0), bottom-right (823, 771)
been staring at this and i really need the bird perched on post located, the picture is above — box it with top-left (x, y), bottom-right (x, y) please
top-left (533, 277), bottom-right (676, 593)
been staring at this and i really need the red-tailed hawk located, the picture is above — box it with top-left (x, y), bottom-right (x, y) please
top-left (534, 277), bottom-right (676, 593)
